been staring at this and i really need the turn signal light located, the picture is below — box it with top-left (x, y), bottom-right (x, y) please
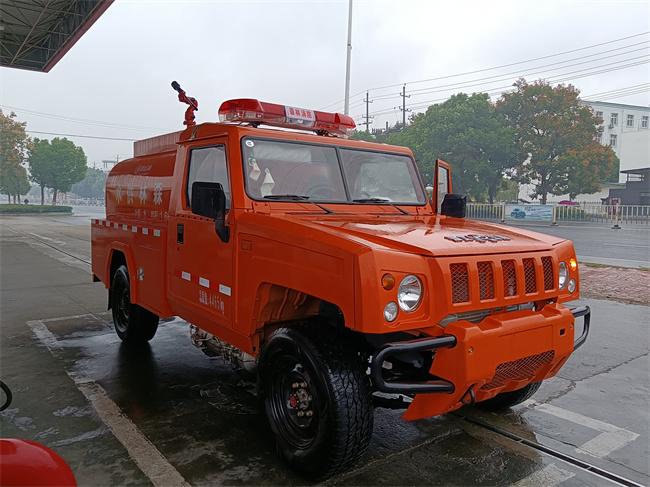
top-left (382, 274), bottom-right (396, 291)
top-left (569, 258), bottom-right (578, 271)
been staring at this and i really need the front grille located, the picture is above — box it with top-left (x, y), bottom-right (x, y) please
top-left (480, 351), bottom-right (555, 390)
top-left (503, 260), bottom-right (517, 297)
top-left (450, 263), bottom-right (469, 303)
top-left (523, 258), bottom-right (537, 294)
top-left (542, 257), bottom-right (554, 290)
top-left (449, 255), bottom-right (555, 305)
top-left (478, 262), bottom-right (495, 300)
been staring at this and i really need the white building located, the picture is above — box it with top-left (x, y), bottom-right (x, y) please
top-left (581, 100), bottom-right (650, 183)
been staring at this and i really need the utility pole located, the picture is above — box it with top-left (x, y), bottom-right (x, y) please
top-left (399, 84), bottom-right (410, 129)
top-left (344, 0), bottom-right (353, 115)
top-left (362, 91), bottom-right (373, 131)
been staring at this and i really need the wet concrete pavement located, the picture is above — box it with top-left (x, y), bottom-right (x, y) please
top-left (1, 210), bottom-right (648, 486)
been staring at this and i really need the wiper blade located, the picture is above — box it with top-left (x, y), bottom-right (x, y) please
top-left (263, 194), bottom-right (333, 214)
top-left (264, 194), bottom-right (310, 200)
top-left (353, 198), bottom-right (410, 215)
top-left (353, 198), bottom-right (390, 203)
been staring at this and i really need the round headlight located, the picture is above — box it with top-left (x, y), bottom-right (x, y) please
top-left (384, 302), bottom-right (398, 322)
top-left (568, 279), bottom-right (576, 293)
top-left (558, 262), bottom-right (568, 290)
top-left (398, 275), bottom-right (423, 312)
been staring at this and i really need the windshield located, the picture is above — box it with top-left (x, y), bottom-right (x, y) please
top-left (242, 138), bottom-right (426, 205)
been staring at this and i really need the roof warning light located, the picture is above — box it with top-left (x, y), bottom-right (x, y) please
top-left (218, 99), bottom-right (355, 137)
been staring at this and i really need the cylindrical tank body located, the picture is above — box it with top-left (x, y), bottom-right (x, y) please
top-left (105, 151), bottom-right (176, 224)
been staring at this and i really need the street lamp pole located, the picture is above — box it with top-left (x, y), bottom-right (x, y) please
top-left (344, 0), bottom-right (353, 116)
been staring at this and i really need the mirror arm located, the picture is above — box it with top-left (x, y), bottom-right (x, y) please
top-left (215, 210), bottom-right (230, 243)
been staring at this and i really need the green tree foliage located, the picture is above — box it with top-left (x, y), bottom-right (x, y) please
top-left (497, 79), bottom-right (618, 203)
top-left (385, 93), bottom-right (518, 202)
top-left (0, 110), bottom-right (32, 203)
top-left (71, 167), bottom-right (107, 199)
top-left (350, 130), bottom-right (375, 142)
top-left (29, 138), bottom-right (87, 205)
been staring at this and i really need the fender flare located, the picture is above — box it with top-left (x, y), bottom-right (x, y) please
top-left (107, 243), bottom-right (139, 304)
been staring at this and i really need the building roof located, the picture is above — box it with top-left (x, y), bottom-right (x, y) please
top-left (581, 100), bottom-right (650, 113)
top-left (620, 167), bottom-right (650, 175)
top-left (0, 0), bottom-right (114, 73)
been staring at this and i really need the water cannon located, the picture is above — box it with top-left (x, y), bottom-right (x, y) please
top-left (171, 81), bottom-right (198, 127)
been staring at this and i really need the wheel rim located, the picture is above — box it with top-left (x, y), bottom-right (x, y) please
top-left (267, 353), bottom-right (320, 450)
top-left (114, 280), bottom-right (130, 334)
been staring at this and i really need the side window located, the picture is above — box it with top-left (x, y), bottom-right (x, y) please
top-left (437, 165), bottom-right (449, 212)
top-left (186, 145), bottom-right (229, 208)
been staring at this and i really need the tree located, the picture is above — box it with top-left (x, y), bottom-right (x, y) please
top-left (496, 79), bottom-right (618, 204)
top-left (385, 93), bottom-right (518, 201)
top-left (0, 110), bottom-right (32, 203)
top-left (29, 138), bottom-right (87, 205)
top-left (71, 167), bottom-right (107, 199)
top-left (350, 130), bottom-right (375, 142)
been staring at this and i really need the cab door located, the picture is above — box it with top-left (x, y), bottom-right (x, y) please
top-left (167, 140), bottom-right (235, 330)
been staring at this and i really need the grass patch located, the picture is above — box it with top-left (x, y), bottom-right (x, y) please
top-left (0, 204), bottom-right (72, 214)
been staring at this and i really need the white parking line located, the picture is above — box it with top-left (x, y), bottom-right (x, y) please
top-left (523, 400), bottom-right (640, 459)
top-left (27, 317), bottom-right (191, 487)
top-left (511, 464), bottom-right (575, 487)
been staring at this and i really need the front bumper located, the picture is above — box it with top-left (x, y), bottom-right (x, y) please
top-left (370, 304), bottom-right (591, 420)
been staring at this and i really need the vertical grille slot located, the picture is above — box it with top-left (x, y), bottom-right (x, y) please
top-left (502, 260), bottom-right (517, 297)
top-left (542, 257), bottom-right (554, 290)
top-left (478, 262), bottom-right (494, 300)
top-left (523, 258), bottom-right (537, 294)
top-left (450, 263), bottom-right (469, 303)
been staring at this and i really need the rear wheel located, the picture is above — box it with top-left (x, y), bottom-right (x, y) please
top-left (111, 265), bottom-right (158, 343)
top-left (477, 381), bottom-right (541, 410)
top-left (259, 324), bottom-right (373, 480)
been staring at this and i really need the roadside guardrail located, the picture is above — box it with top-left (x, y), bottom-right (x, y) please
top-left (467, 204), bottom-right (650, 225)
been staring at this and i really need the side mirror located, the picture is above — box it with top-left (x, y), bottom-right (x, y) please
top-left (441, 193), bottom-right (466, 219)
top-left (191, 182), bottom-right (230, 243)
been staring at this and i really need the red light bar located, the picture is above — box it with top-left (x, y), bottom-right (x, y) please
top-left (218, 99), bottom-right (356, 137)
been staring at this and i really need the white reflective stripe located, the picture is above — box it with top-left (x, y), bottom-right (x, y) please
top-left (511, 464), bottom-right (575, 487)
top-left (142, 228), bottom-right (149, 235)
top-left (219, 284), bottom-right (231, 296)
top-left (199, 277), bottom-right (210, 288)
top-left (181, 271), bottom-right (191, 281)
top-left (153, 229), bottom-right (161, 237)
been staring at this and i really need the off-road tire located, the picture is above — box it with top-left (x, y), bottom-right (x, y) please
top-left (111, 265), bottom-right (159, 343)
top-left (259, 323), bottom-right (374, 480)
top-left (477, 381), bottom-right (541, 410)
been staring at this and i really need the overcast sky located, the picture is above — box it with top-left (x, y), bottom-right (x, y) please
top-left (1, 0), bottom-right (648, 168)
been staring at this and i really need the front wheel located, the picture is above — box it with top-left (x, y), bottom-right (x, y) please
top-left (111, 265), bottom-right (159, 343)
top-left (476, 381), bottom-right (541, 410)
top-left (259, 324), bottom-right (373, 480)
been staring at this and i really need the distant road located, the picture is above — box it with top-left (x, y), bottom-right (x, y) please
top-left (499, 221), bottom-right (650, 269)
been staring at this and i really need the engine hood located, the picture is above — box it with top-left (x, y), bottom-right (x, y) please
top-left (277, 214), bottom-right (563, 257)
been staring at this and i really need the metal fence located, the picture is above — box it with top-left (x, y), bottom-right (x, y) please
top-left (467, 204), bottom-right (650, 225)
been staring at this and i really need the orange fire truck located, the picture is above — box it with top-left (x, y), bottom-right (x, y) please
top-left (91, 83), bottom-right (590, 479)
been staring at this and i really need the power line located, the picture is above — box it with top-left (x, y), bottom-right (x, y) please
top-left (320, 32), bottom-right (650, 111)
top-left (1, 105), bottom-right (170, 132)
top-left (26, 130), bottom-right (138, 141)
top-left (358, 59), bottom-right (649, 117)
